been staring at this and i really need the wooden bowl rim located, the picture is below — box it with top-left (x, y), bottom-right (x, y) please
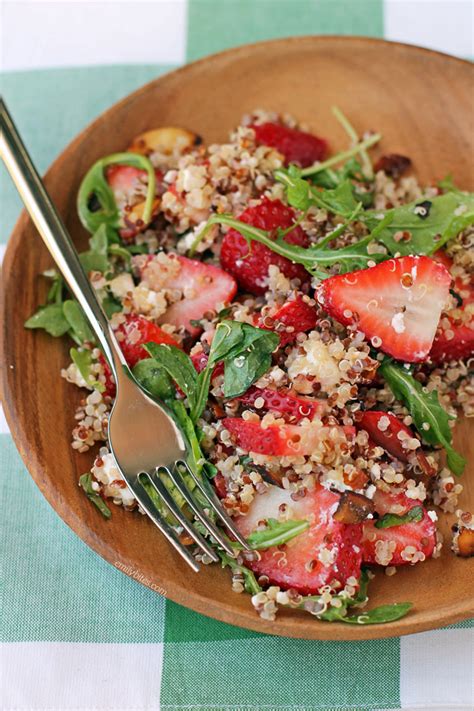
top-left (1, 35), bottom-right (473, 640)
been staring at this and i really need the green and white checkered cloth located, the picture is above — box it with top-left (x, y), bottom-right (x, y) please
top-left (1, 2), bottom-right (473, 709)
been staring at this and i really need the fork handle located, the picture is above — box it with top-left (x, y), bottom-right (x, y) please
top-left (0, 97), bottom-right (125, 378)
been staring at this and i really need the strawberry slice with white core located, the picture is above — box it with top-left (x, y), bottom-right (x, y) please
top-left (146, 256), bottom-right (237, 335)
top-left (235, 484), bottom-right (363, 595)
top-left (106, 165), bottom-right (162, 240)
top-left (362, 489), bottom-right (436, 566)
top-left (237, 386), bottom-right (325, 423)
top-left (222, 418), bottom-right (354, 457)
top-left (317, 256), bottom-right (451, 362)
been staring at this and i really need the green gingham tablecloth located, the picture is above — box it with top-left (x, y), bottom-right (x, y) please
top-left (1, 2), bottom-right (473, 709)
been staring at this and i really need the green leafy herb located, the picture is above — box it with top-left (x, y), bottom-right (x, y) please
top-left (102, 293), bottom-right (123, 318)
top-left (217, 550), bottom-right (262, 595)
top-left (77, 152), bottom-right (156, 234)
top-left (132, 359), bottom-right (175, 401)
top-left (191, 213), bottom-right (383, 280)
top-left (79, 473), bottom-right (111, 519)
top-left (70, 348), bottom-right (104, 392)
top-left (143, 342), bottom-right (198, 409)
top-left (375, 505), bottom-right (424, 529)
top-left (300, 132), bottom-right (381, 178)
top-left (79, 223), bottom-right (111, 273)
top-left (380, 361), bottom-right (465, 475)
top-left (364, 191), bottom-right (474, 256)
top-left (63, 300), bottom-right (94, 344)
top-left (334, 602), bottom-right (413, 625)
top-left (246, 518), bottom-right (309, 549)
top-left (208, 320), bottom-right (279, 399)
top-left (25, 303), bottom-right (70, 337)
top-left (332, 106), bottom-right (374, 178)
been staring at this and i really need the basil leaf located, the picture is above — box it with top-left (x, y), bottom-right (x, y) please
top-left (24, 303), bottom-right (70, 337)
top-left (375, 506), bottom-right (424, 529)
top-left (336, 602), bottom-right (413, 625)
top-left (79, 473), bottom-right (111, 519)
top-left (210, 321), bottom-right (279, 399)
top-left (132, 359), bottom-right (175, 401)
top-left (77, 152), bottom-right (156, 234)
top-left (380, 361), bottom-right (465, 475)
top-left (247, 518), bottom-right (309, 549)
top-left (70, 348), bottom-right (104, 392)
top-left (364, 191), bottom-right (474, 256)
top-left (63, 300), bottom-right (94, 344)
top-left (143, 343), bottom-right (198, 409)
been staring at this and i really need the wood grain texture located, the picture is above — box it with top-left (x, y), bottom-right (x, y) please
top-left (1, 37), bottom-right (473, 640)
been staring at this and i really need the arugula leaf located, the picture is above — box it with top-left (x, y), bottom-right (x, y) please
top-left (300, 132), bottom-right (381, 178)
top-left (143, 343), bottom-right (198, 409)
top-left (25, 303), bottom-right (70, 337)
top-left (63, 300), bottom-right (94, 344)
top-left (364, 191), bottom-right (474, 256)
top-left (77, 152), bottom-right (156, 234)
top-left (247, 518), bottom-right (309, 549)
top-left (79, 224), bottom-right (111, 274)
top-left (334, 602), bottom-right (413, 625)
top-left (192, 214), bottom-right (383, 280)
top-left (102, 293), bottom-right (123, 318)
top-left (132, 359), bottom-right (175, 401)
top-left (217, 550), bottom-right (262, 595)
top-left (70, 348), bottom-right (104, 392)
top-left (79, 473), bottom-right (111, 519)
top-left (276, 168), bottom-right (359, 217)
top-left (380, 361), bottom-right (465, 475)
top-left (375, 506), bottom-right (424, 529)
top-left (332, 106), bottom-right (374, 179)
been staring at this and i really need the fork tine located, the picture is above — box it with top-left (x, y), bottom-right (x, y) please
top-left (128, 481), bottom-right (200, 572)
top-left (176, 460), bottom-right (251, 550)
top-left (167, 463), bottom-right (237, 557)
top-left (139, 470), bottom-right (219, 563)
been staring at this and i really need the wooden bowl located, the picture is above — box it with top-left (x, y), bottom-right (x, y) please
top-left (1, 37), bottom-right (473, 640)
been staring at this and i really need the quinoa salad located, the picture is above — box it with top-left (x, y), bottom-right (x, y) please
top-left (26, 108), bottom-right (474, 625)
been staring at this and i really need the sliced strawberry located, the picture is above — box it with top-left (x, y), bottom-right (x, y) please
top-left (362, 489), bottom-right (436, 566)
top-left (223, 418), bottom-right (354, 457)
top-left (358, 411), bottom-right (418, 463)
top-left (252, 122), bottom-right (328, 168)
top-left (237, 386), bottom-right (324, 423)
top-left (146, 256), bottom-right (238, 335)
top-left (430, 320), bottom-right (474, 363)
top-left (258, 297), bottom-right (317, 346)
top-left (190, 350), bottom-right (224, 381)
top-left (100, 314), bottom-right (180, 396)
top-left (235, 484), bottom-right (362, 594)
top-left (106, 165), bottom-right (162, 241)
top-left (430, 252), bottom-right (474, 362)
top-left (220, 198), bottom-right (311, 296)
top-left (317, 256), bottom-right (451, 362)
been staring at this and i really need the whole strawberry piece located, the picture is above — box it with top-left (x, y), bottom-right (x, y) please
top-left (317, 255), bottom-right (451, 362)
top-left (220, 198), bottom-right (311, 296)
top-left (362, 489), bottom-right (436, 566)
top-left (252, 122), bottom-right (328, 167)
top-left (235, 484), bottom-right (362, 595)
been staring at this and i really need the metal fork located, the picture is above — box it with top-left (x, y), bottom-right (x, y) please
top-left (0, 98), bottom-right (249, 571)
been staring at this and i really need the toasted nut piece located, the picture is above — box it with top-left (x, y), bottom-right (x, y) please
top-left (128, 127), bottom-right (200, 156)
top-left (333, 491), bottom-right (375, 524)
top-left (455, 527), bottom-right (474, 558)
